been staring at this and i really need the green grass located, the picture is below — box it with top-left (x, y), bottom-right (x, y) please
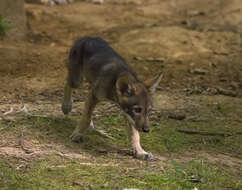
top-left (0, 157), bottom-right (241, 190)
top-left (1, 111), bottom-right (242, 156)
top-left (0, 101), bottom-right (241, 190)
top-left (0, 13), bottom-right (10, 37)
top-left (1, 110), bottom-right (242, 156)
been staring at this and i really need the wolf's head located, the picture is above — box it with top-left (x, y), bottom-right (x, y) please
top-left (116, 72), bottom-right (158, 133)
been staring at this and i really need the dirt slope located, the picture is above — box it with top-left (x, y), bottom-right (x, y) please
top-left (0, 0), bottom-right (242, 102)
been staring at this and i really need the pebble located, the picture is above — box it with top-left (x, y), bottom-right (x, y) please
top-left (192, 68), bottom-right (208, 75)
top-left (88, 0), bottom-right (104, 4)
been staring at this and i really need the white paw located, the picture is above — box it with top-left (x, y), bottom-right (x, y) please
top-left (88, 120), bottom-right (95, 130)
top-left (134, 152), bottom-right (156, 161)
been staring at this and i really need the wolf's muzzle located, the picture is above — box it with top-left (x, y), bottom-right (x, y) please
top-left (142, 127), bottom-right (149, 133)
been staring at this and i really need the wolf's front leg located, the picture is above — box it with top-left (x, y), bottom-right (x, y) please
top-left (125, 120), bottom-right (155, 161)
top-left (62, 82), bottom-right (73, 115)
top-left (70, 91), bottom-right (97, 142)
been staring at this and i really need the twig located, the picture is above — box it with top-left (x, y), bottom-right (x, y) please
top-left (168, 113), bottom-right (186, 120)
top-left (95, 129), bottom-right (115, 140)
top-left (0, 143), bottom-right (8, 148)
top-left (235, 132), bottom-right (242, 135)
top-left (3, 107), bottom-right (14, 116)
top-left (149, 72), bottom-right (163, 94)
top-left (216, 87), bottom-right (237, 97)
top-left (176, 129), bottom-right (237, 137)
top-left (18, 129), bottom-right (25, 150)
top-left (18, 129), bottom-right (33, 154)
top-left (25, 113), bottom-right (49, 118)
top-left (16, 104), bottom-right (28, 113)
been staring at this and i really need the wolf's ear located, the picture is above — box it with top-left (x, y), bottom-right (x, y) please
top-left (144, 72), bottom-right (163, 94)
top-left (116, 73), bottom-right (136, 97)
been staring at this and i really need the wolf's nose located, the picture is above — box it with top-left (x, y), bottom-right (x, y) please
top-left (142, 127), bottom-right (149, 133)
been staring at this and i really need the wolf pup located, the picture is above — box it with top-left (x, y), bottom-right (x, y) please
top-left (62, 37), bottom-right (161, 160)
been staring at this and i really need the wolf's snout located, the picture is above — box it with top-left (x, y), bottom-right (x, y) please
top-left (142, 127), bottom-right (150, 133)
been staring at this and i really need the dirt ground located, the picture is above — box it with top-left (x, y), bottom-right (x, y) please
top-left (0, 0), bottom-right (242, 189)
top-left (0, 0), bottom-right (242, 101)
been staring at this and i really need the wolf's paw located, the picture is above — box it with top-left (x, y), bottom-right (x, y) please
top-left (88, 120), bottom-right (95, 130)
top-left (70, 131), bottom-right (83, 143)
top-left (135, 152), bottom-right (156, 161)
top-left (62, 101), bottom-right (72, 115)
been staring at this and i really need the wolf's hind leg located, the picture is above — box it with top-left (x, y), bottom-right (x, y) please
top-left (62, 82), bottom-right (73, 115)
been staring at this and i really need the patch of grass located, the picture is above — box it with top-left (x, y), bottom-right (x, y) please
top-left (238, 29), bottom-right (242, 38)
top-left (144, 160), bottom-right (242, 190)
top-left (140, 118), bottom-right (242, 156)
top-left (96, 113), bottom-right (127, 143)
top-left (0, 157), bottom-right (241, 190)
top-left (0, 14), bottom-right (10, 37)
top-left (1, 110), bottom-right (241, 155)
top-left (0, 107), bottom-right (242, 190)
top-left (0, 109), bottom-right (241, 189)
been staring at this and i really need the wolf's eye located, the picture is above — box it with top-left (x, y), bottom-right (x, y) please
top-left (133, 106), bottom-right (142, 114)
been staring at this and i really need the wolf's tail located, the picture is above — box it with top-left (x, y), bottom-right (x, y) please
top-left (67, 38), bottom-right (87, 88)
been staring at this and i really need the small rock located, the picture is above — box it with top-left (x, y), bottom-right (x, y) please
top-left (72, 181), bottom-right (82, 186)
top-left (134, 56), bottom-right (143, 61)
top-left (176, 59), bottom-right (183, 64)
top-left (154, 57), bottom-right (165, 62)
top-left (219, 78), bottom-right (227, 82)
top-left (88, 0), bottom-right (104, 4)
top-left (230, 81), bottom-right (239, 90)
top-left (168, 113), bottom-right (186, 120)
top-left (209, 62), bottom-right (217, 68)
top-left (189, 174), bottom-right (202, 183)
top-left (146, 57), bottom-right (165, 62)
top-left (206, 87), bottom-right (218, 95)
top-left (134, 56), bottom-right (165, 62)
top-left (190, 62), bottom-right (195, 67)
top-left (213, 50), bottom-right (229, 56)
top-left (54, 0), bottom-right (67, 4)
top-left (146, 57), bottom-right (155, 61)
top-left (39, 0), bottom-right (74, 6)
top-left (181, 20), bottom-right (188, 25)
top-left (144, 23), bottom-right (155, 28)
top-left (216, 87), bottom-right (237, 97)
top-left (47, 1), bottom-right (56, 6)
top-left (50, 42), bottom-right (56, 47)
top-left (188, 10), bottom-right (206, 16)
top-left (192, 68), bottom-right (208, 75)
